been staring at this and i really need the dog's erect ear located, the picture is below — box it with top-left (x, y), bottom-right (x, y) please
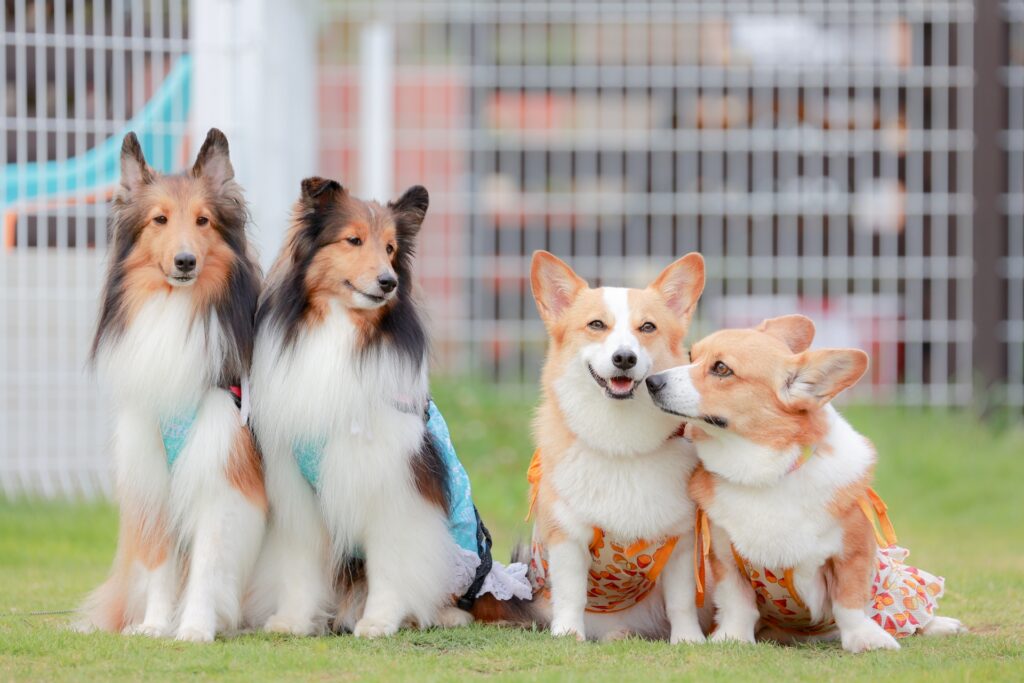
top-left (758, 315), bottom-right (815, 353)
top-left (389, 185), bottom-right (430, 236)
top-left (192, 128), bottom-right (235, 187)
top-left (120, 132), bottom-right (153, 191)
top-left (649, 252), bottom-right (705, 323)
top-left (299, 176), bottom-right (344, 210)
top-left (781, 348), bottom-right (868, 410)
top-left (531, 251), bottom-right (587, 326)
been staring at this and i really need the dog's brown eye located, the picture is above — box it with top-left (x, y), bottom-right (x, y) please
top-left (154, 215), bottom-right (168, 225)
top-left (588, 320), bottom-right (606, 331)
top-left (710, 361), bottom-right (733, 377)
top-left (347, 236), bottom-right (362, 246)
top-left (639, 322), bottom-right (656, 334)
top-left (196, 216), bottom-right (209, 226)
top-left (386, 244), bottom-right (395, 255)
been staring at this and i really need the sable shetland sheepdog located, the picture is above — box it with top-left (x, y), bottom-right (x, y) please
top-left (247, 178), bottom-right (470, 637)
top-left (79, 130), bottom-right (266, 642)
top-left (646, 316), bottom-right (966, 652)
top-left (497, 250), bottom-right (712, 642)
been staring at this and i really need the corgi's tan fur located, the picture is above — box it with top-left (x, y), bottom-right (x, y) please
top-left (647, 315), bottom-right (966, 652)
top-left (524, 251), bottom-right (711, 642)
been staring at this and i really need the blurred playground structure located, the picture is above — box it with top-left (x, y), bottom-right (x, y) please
top-left (2, 0), bottom-right (1023, 497)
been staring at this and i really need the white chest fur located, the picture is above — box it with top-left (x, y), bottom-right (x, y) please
top-left (98, 290), bottom-right (222, 417)
top-left (251, 303), bottom-right (429, 553)
top-left (701, 409), bottom-right (875, 570)
top-left (550, 438), bottom-right (699, 542)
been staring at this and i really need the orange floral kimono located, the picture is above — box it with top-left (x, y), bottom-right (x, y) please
top-left (695, 488), bottom-right (945, 638)
top-left (527, 450), bottom-right (681, 613)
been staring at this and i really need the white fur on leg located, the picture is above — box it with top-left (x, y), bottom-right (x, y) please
top-left (354, 497), bottom-right (454, 638)
top-left (171, 391), bottom-right (267, 642)
top-left (547, 540), bottom-right (591, 641)
top-left (249, 450), bottom-right (332, 636)
top-left (709, 530), bottom-right (759, 644)
top-left (834, 605), bottom-right (900, 653)
top-left (124, 560), bottom-right (177, 637)
top-left (921, 615), bottom-right (967, 637)
top-left (660, 544), bottom-right (705, 644)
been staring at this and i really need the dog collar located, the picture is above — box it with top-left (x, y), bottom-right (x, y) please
top-left (786, 444), bottom-right (816, 474)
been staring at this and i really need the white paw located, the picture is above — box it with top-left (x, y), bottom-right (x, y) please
top-left (175, 625), bottom-right (215, 643)
top-left (550, 618), bottom-right (585, 642)
top-left (264, 614), bottom-right (317, 636)
top-left (671, 624), bottom-right (706, 644)
top-left (922, 615), bottom-right (968, 637)
top-left (434, 606), bottom-right (474, 629)
top-left (841, 622), bottom-right (900, 653)
top-left (353, 616), bottom-right (399, 639)
top-left (710, 626), bottom-right (755, 644)
top-left (123, 622), bottom-right (168, 638)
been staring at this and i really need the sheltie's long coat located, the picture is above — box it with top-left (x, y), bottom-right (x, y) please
top-left (80, 130), bottom-right (265, 642)
top-left (247, 179), bottom-right (465, 637)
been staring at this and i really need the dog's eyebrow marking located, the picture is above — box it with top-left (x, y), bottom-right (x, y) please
top-left (703, 415), bottom-right (728, 429)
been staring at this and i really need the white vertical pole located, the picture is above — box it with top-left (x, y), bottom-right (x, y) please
top-left (360, 23), bottom-right (394, 202)
top-left (190, 0), bottom-right (317, 266)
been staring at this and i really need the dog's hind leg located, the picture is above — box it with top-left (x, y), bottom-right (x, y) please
top-left (921, 615), bottom-right (967, 637)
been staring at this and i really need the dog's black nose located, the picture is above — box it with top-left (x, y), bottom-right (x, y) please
top-left (612, 347), bottom-right (637, 371)
top-left (646, 374), bottom-right (667, 394)
top-left (174, 252), bottom-right (196, 273)
top-left (377, 273), bottom-right (397, 293)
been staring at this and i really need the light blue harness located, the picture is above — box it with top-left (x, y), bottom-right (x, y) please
top-left (291, 400), bottom-right (480, 554)
top-left (160, 409), bottom-right (197, 468)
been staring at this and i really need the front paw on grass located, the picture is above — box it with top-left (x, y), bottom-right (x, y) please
top-left (550, 621), bottom-right (586, 642)
top-left (841, 624), bottom-right (900, 653)
top-left (353, 617), bottom-right (399, 639)
top-left (174, 626), bottom-right (215, 643)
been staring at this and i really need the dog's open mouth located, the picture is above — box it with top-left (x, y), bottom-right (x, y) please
top-left (588, 364), bottom-right (638, 400)
top-left (169, 274), bottom-right (196, 285)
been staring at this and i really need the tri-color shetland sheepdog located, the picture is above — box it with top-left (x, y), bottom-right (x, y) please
top-left (646, 316), bottom-right (965, 652)
top-left (79, 129), bottom-right (265, 642)
top-left (247, 178), bottom-right (474, 637)
top-left (484, 251), bottom-right (713, 641)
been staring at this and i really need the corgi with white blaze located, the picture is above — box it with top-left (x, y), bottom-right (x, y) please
top-left (487, 251), bottom-right (712, 642)
top-left (79, 130), bottom-right (266, 642)
top-left (645, 315), bottom-right (966, 652)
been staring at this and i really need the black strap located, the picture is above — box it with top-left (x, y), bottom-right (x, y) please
top-left (456, 506), bottom-right (493, 611)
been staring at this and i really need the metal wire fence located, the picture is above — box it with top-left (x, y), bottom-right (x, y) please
top-left (1, 0), bottom-right (1020, 498)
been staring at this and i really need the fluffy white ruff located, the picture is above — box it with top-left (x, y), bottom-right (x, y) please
top-left (85, 290), bottom-right (265, 641)
top-left (248, 301), bottom-right (457, 637)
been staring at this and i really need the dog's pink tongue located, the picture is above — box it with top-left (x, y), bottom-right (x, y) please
top-left (609, 377), bottom-right (633, 394)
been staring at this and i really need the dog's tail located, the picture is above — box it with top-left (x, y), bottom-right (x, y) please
top-left (470, 544), bottom-right (542, 627)
top-left (74, 553), bottom-right (131, 633)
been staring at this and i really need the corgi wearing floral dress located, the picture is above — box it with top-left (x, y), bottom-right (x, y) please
top-left (645, 315), bottom-right (966, 652)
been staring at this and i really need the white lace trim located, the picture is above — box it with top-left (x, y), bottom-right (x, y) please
top-left (450, 547), bottom-right (533, 601)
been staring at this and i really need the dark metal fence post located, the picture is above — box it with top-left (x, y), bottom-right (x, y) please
top-left (973, 0), bottom-right (1006, 409)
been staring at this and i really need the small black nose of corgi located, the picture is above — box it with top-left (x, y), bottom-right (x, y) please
top-left (612, 348), bottom-right (637, 371)
top-left (174, 252), bottom-right (196, 273)
top-left (645, 374), bottom-right (666, 394)
top-left (377, 273), bottom-right (397, 293)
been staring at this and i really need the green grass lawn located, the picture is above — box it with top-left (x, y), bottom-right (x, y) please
top-left (2, 380), bottom-right (1023, 681)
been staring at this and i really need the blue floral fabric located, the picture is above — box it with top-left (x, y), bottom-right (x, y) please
top-left (291, 400), bottom-right (480, 554)
top-left (160, 410), bottom-right (197, 468)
